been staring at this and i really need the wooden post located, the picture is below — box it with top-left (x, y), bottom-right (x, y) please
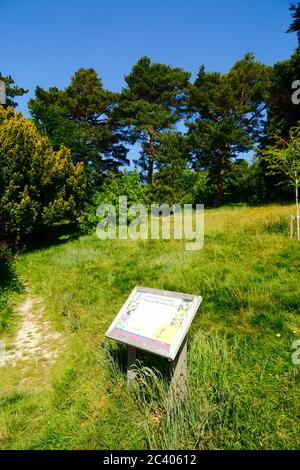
top-left (290, 214), bottom-right (294, 239)
top-left (169, 335), bottom-right (188, 399)
top-left (127, 346), bottom-right (137, 383)
top-left (290, 214), bottom-right (300, 241)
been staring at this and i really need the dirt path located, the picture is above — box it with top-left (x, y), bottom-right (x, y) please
top-left (1, 290), bottom-right (62, 367)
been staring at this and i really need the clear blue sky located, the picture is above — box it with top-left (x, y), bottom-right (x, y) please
top-left (0, 0), bottom-right (297, 162)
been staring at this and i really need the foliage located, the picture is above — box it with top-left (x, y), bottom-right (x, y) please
top-left (28, 68), bottom-right (128, 192)
top-left (152, 132), bottom-right (195, 204)
top-left (187, 53), bottom-right (272, 206)
top-left (0, 72), bottom-right (28, 108)
top-left (262, 127), bottom-right (300, 187)
top-left (222, 159), bottom-right (259, 204)
top-left (113, 57), bottom-right (191, 190)
top-left (23, 48), bottom-right (298, 209)
top-left (262, 126), bottom-right (300, 218)
top-left (152, 131), bottom-right (214, 205)
top-left (287, 2), bottom-right (300, 43)
top-left (152, 135), bottom-right (261, 206)
top-left (80, 170), bottom-right (148, 233)
top-left (0, 107), bottom-right (86, 243)
top-left (263, 47), bottom-right (300, 141)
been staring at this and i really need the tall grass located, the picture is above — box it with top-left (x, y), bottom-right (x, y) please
top-left (0, 204), bottom-right (299, 449)
top-left (125, 332), bottom-right (239, 450)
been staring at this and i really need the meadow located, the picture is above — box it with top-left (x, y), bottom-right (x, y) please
top-left (0, 204), bottom-right (299, 450)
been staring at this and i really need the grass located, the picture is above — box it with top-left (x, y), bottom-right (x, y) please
top-left (0, 203), bottom-right (299, 449)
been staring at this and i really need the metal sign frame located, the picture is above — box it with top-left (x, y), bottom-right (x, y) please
top-left (105, 286), bottom-right (202, 360)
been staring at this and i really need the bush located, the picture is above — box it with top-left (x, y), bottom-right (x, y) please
top-left (152, 167), bottom-right (215, 206)
top-left (80, 170), bottom-right (148, 233)
top-left (0, 107), bottom-right (86, 245)
top-left (186, 171), bottom-right (215, 206)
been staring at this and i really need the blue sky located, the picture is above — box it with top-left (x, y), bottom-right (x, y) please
top-left (0, 0), bottom-right (297, 162)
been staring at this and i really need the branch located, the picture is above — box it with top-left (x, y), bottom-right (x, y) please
top-left (243, 103), bottom-right (268, 126)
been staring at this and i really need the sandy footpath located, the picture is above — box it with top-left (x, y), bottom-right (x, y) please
top-left (1, 289), bottom-right (62, 367)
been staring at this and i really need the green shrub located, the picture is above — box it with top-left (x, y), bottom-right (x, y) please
top-left (80, 170), bottom-right (148, 233)
top-left (0, 106), bottom-right (86, 245)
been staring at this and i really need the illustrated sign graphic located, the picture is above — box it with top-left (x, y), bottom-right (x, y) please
top-left (105, 286), bottom-right (202, 360)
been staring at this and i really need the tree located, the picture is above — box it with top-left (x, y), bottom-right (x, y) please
top-left (258, 43), bottom-right (300, 203)
top-left (287, 2), bottom-right (300, 43)
top-left (152, 132), bottom-right (194, 204)
top-left (114, 57), bottom-right (191, 194)
top-left (222, 159), bottom-right (261, 204)
top-left (262, 126), bottom-right (300, 240)
top-left (187, 54), bottom-right (271, 206)
top-left (263, 47), bottom-right (300, 141)
top-left (0, 72), bottom-right (28, 108)
top-left (0, 107), bottom-right (86, 245)
top-left (29, 68), bottom-right (128, 192)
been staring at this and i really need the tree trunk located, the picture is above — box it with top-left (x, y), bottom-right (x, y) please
top-left (213, 153), bottom-right (226, 207)
top-left (148, 132), bottom-right (155, 187)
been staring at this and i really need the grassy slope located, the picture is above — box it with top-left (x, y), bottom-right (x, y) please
top-left (0, 204), bottom-right (299, 449)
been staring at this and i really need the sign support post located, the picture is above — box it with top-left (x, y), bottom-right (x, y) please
top-left (127, 346), bottom-right (137, 382)
top-left (105, 286), bottom-right (201, 394)
top-left (169, 335), bottom-right (188, 398)
top-left (290, 214), bottom-right (294, 239)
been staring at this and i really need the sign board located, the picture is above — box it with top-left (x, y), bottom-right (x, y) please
top-left (0, 80), bottom-right (5, 104)
top-left (105, 286), bottom-right (202, 360)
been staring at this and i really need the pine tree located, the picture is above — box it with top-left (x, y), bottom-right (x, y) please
top-left (29, 68), bottom-right (128, 192)
top-left (287, 2), bottom-right (300, 43)
top-left (264, 47), bottom-right (300, 140)
top-left (114, 57), bottom-right (190, 195)
top-left (187, 54), bottom-right (271, 206)
top-left (0, 72), bottom-right (28, 108)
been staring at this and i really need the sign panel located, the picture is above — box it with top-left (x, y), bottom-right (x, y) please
top-left (105, 286), bottom-right (202, 360)
top-left (0, 80), bottom-right (5, 104)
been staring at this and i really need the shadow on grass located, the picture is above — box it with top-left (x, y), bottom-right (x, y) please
top-left (23, 222), bottom-right (81, 253)
top-left (0, 243), bottom-right (21, 291)
top-left (102, 339), bottom-right (171, 380)
top-left (0, 243), bottom-right (23, 333)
